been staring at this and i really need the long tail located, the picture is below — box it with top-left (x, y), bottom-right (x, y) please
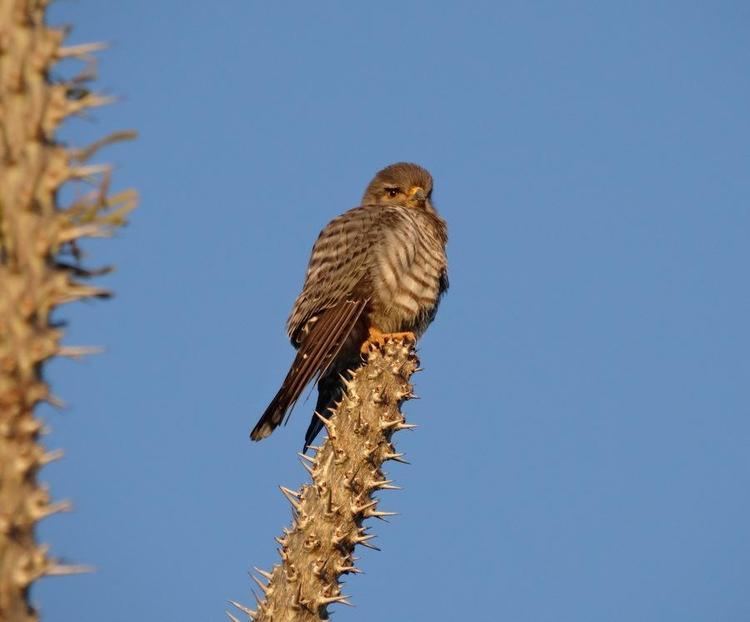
top-left (301, 369), bottom-right (348, 453)
top-left (250, 376), bottom-right (297, 442)
top-left (250, 300), bottom-right (367, 442)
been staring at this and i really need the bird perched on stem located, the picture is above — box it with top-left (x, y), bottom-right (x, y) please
top-left (251, 162), bottom-right (449, 451)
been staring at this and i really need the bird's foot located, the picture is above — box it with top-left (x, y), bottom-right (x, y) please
top-left (361, 327), bottom-right (416, 354)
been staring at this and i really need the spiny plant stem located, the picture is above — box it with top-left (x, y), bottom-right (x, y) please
top-left (0, 1), bottom-right (135, 619)
top-left (232, 338), bottom-right (418, 621)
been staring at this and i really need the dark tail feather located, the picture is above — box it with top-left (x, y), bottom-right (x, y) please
top-left (302, 408), bottom-right (331, 454)
top-left (250, 349), bottom-right (309, 441)
top-left (303, 396), bottom-right (328, 454)
top-left (302, 370), bottom-right (348, 453)
top-left (302, 417), bottom-right (324, 454)
top-left (250, 387), bottom-right (290, 441)
top-left (250, 300), bottom-right (368, 443)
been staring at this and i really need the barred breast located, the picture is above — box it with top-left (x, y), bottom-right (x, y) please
top-left (370, 206), bottom-right (448, 336)
top-left (287, 206), bottom-right (378, 344)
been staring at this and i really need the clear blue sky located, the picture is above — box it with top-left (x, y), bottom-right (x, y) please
top-left (37, 2), bottom-right (749, 621)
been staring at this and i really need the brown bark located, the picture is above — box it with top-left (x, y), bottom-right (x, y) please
top-left (231, 338), bottom-right (419, 621)
top-left (0, 1), bottom-right (135, 619)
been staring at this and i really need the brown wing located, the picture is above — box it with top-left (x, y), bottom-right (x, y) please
top-left (287, 205), bottom-right (381, 343)
top-left (250, 300), bottom-right (366, 441)
top-left (251, 206), bottom-right (381, 441)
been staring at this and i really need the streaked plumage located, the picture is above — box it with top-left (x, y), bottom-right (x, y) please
top-left (251, 163), bottom-right (448, 451)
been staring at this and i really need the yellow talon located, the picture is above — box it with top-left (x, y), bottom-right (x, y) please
top-left (360, 327), bottom-right (416, 354)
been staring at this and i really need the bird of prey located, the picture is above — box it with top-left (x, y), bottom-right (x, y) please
top-left (251, 162), bottom-right (448, 451)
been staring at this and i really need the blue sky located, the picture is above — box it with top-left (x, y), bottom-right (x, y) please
top-left (37, 2), bottom-right (749, 621)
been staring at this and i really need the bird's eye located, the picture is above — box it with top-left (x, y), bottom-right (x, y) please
top-left (385, 187), bottom-right (400, 198)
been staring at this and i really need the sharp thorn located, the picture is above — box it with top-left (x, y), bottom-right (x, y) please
top-left (351, 499), bottom-right (378, 515)
top-left (336, 565), bottom-right (363, 575)
top-left (45, 394), bottom-right (66, 409)
top-left (72, 163), bottom-right (111, 179)
top-left (279, 486), bottom-right (300, 499)
top-left (279, 486), bottom-right (302, 512)
top-left (228, 600), bottom-right (257, 617)
top-left (380, 418), bottom-right (401, 430)
top-left (396, 423), bottom-right (417, 431)
top-left (355, 531), bottom-right (377, 542)
top-left (57, 345), bottom-right (104, 359)
top-left (251, 574), bottom-right (268, 595)
top-left (369, 479), bottom-right (401, 491)
top-left (56, 42), bottom-right (108, 58)
top-left (40, 449), bottom-right (65, 465)
top-left (45, 563), bottom-right (94, 576)
top-left (379, 483), bottom-right (402, 491)
top-left (367, 509), bottom-right (398, 518)
top-left (253, 566), bottom-right (273, 581)
top-left (313, 411), bottom-right (334, 431)
top-left (36, 500), bottom-right (73, 519)
top-left (319, 594), bottom-right (353, 606)
top-left (299, 460), bottom-right (314, 477)
top-left (384, 452), bottom-right (410, 464)
top-left (297, 452), bottom-right (316, 465)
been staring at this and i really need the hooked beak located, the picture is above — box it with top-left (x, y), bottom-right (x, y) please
top-left (408, 186), bottom-right (426, 206)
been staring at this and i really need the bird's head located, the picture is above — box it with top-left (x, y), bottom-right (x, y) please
top-left (362, 162), bottom-right (435, 211)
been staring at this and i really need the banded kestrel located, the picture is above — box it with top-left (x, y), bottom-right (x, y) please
top-left (251, 162), bottom-right (449, 451)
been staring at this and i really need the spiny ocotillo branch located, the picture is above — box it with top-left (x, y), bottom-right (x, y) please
top-left (0, 1), bottom-right (136, 620)
top-left (231, 337), bottom-right (418, 621)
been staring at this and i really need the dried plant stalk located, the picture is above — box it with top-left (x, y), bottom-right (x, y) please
top-left (231, 338), bottom-right (418, 621)
top-left (0, 1), bottom-right (135, 619)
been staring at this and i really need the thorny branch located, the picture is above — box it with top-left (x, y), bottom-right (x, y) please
top-left (0, 1), bottom-right (135, 619)
top-left (231, 338), bottom-right (418, 621)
